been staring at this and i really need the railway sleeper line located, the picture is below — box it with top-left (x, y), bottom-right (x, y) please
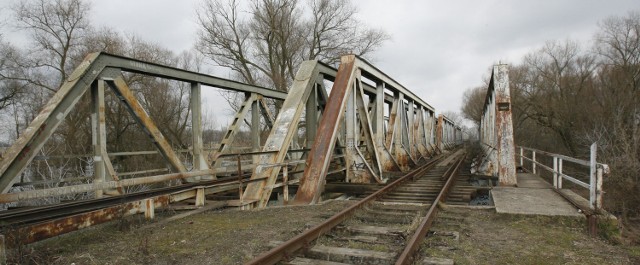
top-left (247, 150), bottom-right (466, 265)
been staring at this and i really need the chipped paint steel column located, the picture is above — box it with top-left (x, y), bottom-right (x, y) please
top-left (493, 65), bottom-right (516, 186)
top-left (242, 60), bottom-right (321, 207)
top-left (191, 82), bottom-right (210, 181)
top-left (478, 65), bottom-right (517, 185)
top-left (91, 80), bottom-right (107, 198)
top-left (294, 56), bottom-right (358, 204)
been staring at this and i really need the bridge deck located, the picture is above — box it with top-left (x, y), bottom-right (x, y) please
top-left (491, 173), bottom-right (583, 217)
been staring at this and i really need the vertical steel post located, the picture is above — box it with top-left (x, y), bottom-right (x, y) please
top-left (558, 159), bottom-right (563, 189)
top-left (553, 156), bottom-right (558, 188)
top-left (91, 80), bottom-right (106, 198)
top-left (532, 151), bottom-right (537, 174)
top-left (493, 64), bottom-right (516, 185)
top-left (589, 143), bottom-right (597, 209)
top-left (520, 147), bottom-right (524, 167)
top-left (306, 83), bottom-right (319, 148)
top-left (436, 115), bottom-right (444, 151)
top-left (251, 99), bottom-right (261, 152)
top-left (374, 82), bottom-right (385, 147)
top-left (345, 83), bottom-right (356, 183)
top-left (596, 167), bottom-right (603, 210)
top-left (407, 100), bottom-right (415, 158)
top-left (191, 82), bottom-right (208, 181)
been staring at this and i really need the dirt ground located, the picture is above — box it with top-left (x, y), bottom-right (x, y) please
top-left (12, 201), bottom-right (640, 265)
top-left (424, 207), bottom-right (640, 265)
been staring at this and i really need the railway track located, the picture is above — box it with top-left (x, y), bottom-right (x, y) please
top-left (0, 177), bottom-right (241, 227)
top-left (246, 150), bottom-right (466, 265)
top-left (0, 175), bottom-right (259, 245)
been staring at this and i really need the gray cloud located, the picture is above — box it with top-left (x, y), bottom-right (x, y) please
top-left (1, 0), bottom-right (638, 124)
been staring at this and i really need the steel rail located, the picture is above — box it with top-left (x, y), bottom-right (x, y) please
top-left (395, 153), bottom-right (465, 265)
top-left (0, 176), bottom-right (239, 226)
top-left (245, 154), bottom-right (446, 265)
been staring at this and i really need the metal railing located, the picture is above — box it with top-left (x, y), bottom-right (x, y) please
top-left (516, 143), bottom-right (609, 210)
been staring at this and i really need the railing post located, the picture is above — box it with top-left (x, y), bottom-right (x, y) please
top-left (553, 156), bottom-right (558, 188)
top-left (558, 159), bottom-right (563, 189)
top-left (596, 167), bottom-right (603, 210)
top-left (589, 143), bottom-right (597, 209)
top-left (532, 151), bottom-right (536, 174)
top-left (520, 147), bottom-right (524, 167)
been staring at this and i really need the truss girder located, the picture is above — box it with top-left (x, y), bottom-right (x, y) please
top-left (293, 55), bottom-right (439, 205)
top-left (0, 52), bottom-right (286, 195)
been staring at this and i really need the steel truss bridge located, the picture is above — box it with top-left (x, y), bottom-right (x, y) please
top-left (0, 52), bottom-right (608, 257)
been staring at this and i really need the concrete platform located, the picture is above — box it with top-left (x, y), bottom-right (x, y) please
top-left (492, 173), bottom-right (582, 217)
top-left (516, 173), bottom-right (552, 188)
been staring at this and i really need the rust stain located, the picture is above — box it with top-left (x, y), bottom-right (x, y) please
top-left (7, 195), bottom-right (171, 245)
top-left (294, 56), bottom-right (356, 205)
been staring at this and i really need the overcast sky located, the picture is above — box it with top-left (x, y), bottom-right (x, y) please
top-left (1, 0), bottom-right (639, 127)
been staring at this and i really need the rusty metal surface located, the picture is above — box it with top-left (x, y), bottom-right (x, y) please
top-left (395, 153), bottom-right (465, 265)
top-left (246, 154), bottom-right (443, 265)
top-left (294, 56), bottom-right (357, 204)
top-left (1, 177), bottom-right (240, 245)
top-left (242, 60), bottom-right (321, 207)
top-left (18, 195), bottom-right (170, 244)
top-left (478, 65), bottom-right (516, 186)
top-left (436, 115), bottom-right (444, 151)
top-left (493, 65), bottom-right (517, 186)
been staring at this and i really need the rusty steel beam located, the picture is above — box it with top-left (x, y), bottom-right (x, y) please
top-left (479, 65), bottom-right (516, 185)
top-left (242, 60), bottom-right (322, 207)
top-left (293, 56), bottom-right (358, 204)
top-left (2, 179), bottom-right (238, 245)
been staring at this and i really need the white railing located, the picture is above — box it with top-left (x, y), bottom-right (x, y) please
top-left (517, 143), bottom-right (609, 210)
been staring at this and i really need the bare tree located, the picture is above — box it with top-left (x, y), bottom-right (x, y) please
top-left (519, 40), bottom-right (596, 155)
top-left (460, 85), bottom-right (486, 126)
top-left (0, 40), bottom-right (24, 112)
top-left (196, 0), bottom-right (389, 93)
top-left (12, 0), bottom-right (91, 92)
top-left (590, 11), bottom-right (640, 234)
top-left (306, 0), bottom-right (388, 65)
